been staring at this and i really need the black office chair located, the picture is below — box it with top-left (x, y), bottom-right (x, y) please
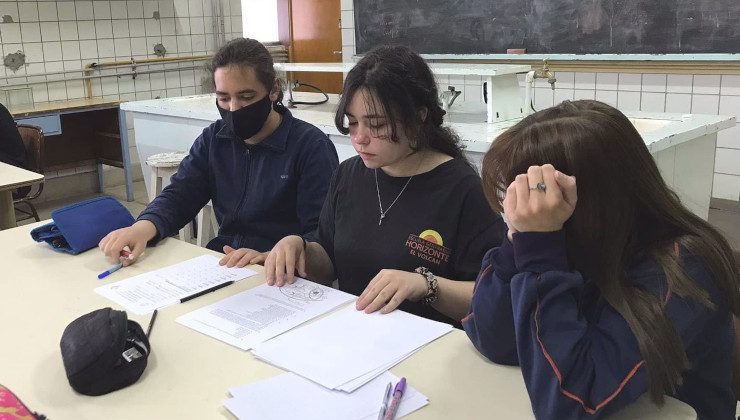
top-left (13, 124), bottom-right (45, 222)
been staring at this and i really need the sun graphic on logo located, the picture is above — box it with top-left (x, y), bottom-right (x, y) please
top-left (419, 229), bottom-right (443, 246)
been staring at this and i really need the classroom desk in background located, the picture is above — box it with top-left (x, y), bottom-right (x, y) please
top-left (0, 221), bottom-right (697, 419)
top-left (123, 93), bottom-right (734, 220)
top-left (9, 98), bottom-right (135, 202)
top-left (0, 162), bottom-right (44, 230)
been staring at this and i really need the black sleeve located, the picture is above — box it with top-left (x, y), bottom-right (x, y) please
top-left (451, 177), bottom-right (507, 281)
top-left (313, 166), bottom-right (341, 266)
top-left (294, 131), bottom-right (339, 240)
top-left (0, 103), bottom-right (28, 169)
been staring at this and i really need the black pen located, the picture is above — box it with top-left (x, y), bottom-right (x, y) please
top-left (146, 309), bottom-right (158, 338)
top-left (179, 281), bottom-right (235, 303)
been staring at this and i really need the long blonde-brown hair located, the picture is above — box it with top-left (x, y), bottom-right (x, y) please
top-left (482, 100), bottom-right (739, 402)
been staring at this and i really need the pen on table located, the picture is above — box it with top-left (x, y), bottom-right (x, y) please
top-left (383, 377), bottom-right (406, 420)
top-left (146, 309), bottom-right (158, 338)
top-left (377, 382), bottom-right (392, 420)
top-left (97, 262), bottom-right (123, 279)
top-left (179, 281), bottom-right (235, 303)
top-left (97, 250), bottom-right (134, 280)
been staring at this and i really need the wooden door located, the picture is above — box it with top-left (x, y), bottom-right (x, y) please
top-left (289, 0), bottom-right (344, 94)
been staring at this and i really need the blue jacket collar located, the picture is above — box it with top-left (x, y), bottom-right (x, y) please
top-left (215, 106), bottom-right (293, 152)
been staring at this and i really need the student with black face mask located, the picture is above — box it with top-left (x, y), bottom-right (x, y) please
top-left (99, 38), bottom-right (339, 266)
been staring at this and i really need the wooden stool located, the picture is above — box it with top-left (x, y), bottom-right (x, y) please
top-left (145, 152), bottom-right (193, 242)
top-left (197, 200), bottom-right (219, 248)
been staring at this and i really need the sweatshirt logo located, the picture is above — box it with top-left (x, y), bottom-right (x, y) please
top-left (419, 229), bottom-right (443, 246)
top-left (405, 230), bottom-right (451, 267)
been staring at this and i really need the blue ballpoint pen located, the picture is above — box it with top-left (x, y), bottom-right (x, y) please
top-left (377, 382), bottom-right (392, 420)
top-left (98, 262), bottom-right (123, 279)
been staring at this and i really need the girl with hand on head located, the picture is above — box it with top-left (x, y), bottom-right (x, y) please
top-left (99, 38), bottom-right (338, 268)
top-left (264, 45), bottom-right (506, 326)
top-left (464, 100), bottom-right (739, 419)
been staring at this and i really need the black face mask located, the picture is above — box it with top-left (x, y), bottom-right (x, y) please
top-left (216, 94), bottom-right (273, 140)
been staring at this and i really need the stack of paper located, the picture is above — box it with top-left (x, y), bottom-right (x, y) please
top-left (223, 372), bottom-right (428, 420)
top-left (95, 255), bottom-right (257, 314)
top-left (176, 278), bottom-right (355, 350)
top-left (252, 305), bottom-right (453, 391)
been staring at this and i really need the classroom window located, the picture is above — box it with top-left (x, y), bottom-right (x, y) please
top-left (242, 0), bottom-right (279, 43)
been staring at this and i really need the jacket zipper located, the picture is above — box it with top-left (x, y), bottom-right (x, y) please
top-left (227, 147), bottom-right (251, 229)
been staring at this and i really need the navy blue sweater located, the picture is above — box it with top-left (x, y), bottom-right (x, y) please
top-left (138, 108), bottom-right (338, 252)
top-left (463, 230), bottom-right (735, 419)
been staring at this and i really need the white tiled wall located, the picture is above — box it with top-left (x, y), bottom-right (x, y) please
top-left (530, 73), bottom-right (740, 201)
top-left (339, 1), bottom-right (740, 202)
top-left (0, 0), bottom-right (242, 193)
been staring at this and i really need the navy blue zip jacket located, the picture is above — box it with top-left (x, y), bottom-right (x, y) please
top-left (138, 107), bottom-right (339, 252)
top-left (463, 230), bottom-right (735, 419)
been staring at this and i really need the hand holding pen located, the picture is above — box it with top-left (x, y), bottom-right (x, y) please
top-left (98, 249), bottom-right (135, 279)
top-left (98, 220), bottom-right (157, 266)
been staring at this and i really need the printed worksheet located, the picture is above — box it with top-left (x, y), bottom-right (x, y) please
top-left (95, 255), bottom-right (258, 314)
top-left (176, 278), bottom-right (355, 350)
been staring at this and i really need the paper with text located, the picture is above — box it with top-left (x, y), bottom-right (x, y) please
top-left (176, 278), bottom-right (355, 350)
top-left (95, 255), bottom-right (257, 314)
top-left (224, 371), bottom-right (428, 420)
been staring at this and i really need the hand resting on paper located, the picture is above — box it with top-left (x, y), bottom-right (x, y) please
top-left (355, 269), bottom-right (427, 315)
top-left (219, 246), bottom-right (267, 267)
top-left (264, 235), bottom-right (307, 286)
top-left (264, 235), bottom-right (336, 287)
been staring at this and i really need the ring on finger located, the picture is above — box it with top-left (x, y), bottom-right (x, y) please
top-left (528, 182), bottom-right (546, 192)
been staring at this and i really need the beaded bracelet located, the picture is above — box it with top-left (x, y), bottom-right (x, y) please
top-left (415, 266), bottom-right (439, 305)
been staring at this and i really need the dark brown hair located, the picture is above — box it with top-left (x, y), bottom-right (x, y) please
top-left (334, 45), bottom-right (465, 160)
top-left (482, 99), bottom-right (739, 403)
top-left (210, 37), bottom-right (282, 102)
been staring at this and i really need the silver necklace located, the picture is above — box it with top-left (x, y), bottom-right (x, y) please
top-left (374, 169), bottom-right (413, 226)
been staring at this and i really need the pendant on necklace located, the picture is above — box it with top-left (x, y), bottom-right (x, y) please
top-left (379, 213), bottom-right (385, 226)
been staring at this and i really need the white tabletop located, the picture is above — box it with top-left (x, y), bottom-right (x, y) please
top-left (0, 162), bottom-right (44, 191)
top-left (121, 93), bottom-right (735, 155)
top-left (0, 222), bottom-right (697, 419)
top-left (274, 62), bottom-right (531, 76)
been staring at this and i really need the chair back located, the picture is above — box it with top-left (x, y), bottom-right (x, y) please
top-left (16, 124), bottom-right (45, 174)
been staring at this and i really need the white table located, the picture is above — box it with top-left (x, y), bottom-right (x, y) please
top-left (0, 221), bottom-right (696, 419)
top-left (0, 162), bottom-right (44, 229)
top-left (122, 92), bottom-right (734, 219)
top-left (274, 62), bottom-right (532, 124)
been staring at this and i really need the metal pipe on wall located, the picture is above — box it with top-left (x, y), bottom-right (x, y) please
top-left (83, 55), bottom-right (213, 98)
top-left (0, 56), bottom-right (212, 84)
top-left (0, 65), bottom-right (205, 92)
